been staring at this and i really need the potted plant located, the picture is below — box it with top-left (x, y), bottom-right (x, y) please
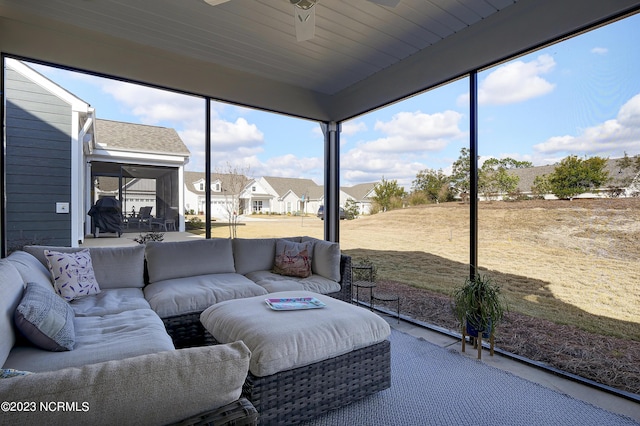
top-left (452, 271), bottom-right (507, 358)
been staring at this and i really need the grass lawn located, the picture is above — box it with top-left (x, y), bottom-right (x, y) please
top-left (201, 198), bottom-right (640, 343)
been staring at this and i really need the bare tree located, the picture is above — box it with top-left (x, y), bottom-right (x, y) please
top-left (214, 162), bottom-right (251, 239)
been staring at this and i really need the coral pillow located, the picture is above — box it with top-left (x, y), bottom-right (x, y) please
top-left (273, 239), bottom-right (314, 278)
top-left (14, 282), bottom-right (75, 351)
top-left (45, 249), bottom-right (101, 301)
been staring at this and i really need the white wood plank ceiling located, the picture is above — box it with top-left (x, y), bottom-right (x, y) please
top-left (1, 0), bottom-right (639, 121)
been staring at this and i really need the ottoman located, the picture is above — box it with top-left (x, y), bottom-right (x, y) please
top-left (200, 290), bottom-right (391, 425)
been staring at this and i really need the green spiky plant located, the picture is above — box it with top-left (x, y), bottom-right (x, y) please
top-left (452, 271), bottom-right (507, 336)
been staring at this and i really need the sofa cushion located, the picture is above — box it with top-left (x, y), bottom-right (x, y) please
top-left (273, 239), bottom-right (314, 278)
top-left (201, 291), bottom-right (391, 377)
top-left (24, 245), bottom-right (146, 289)
top-left (246, 270), bottom-right (340, 295)
top-left (0, 342), bottom-right (250, 426)
top-left (45, 249), bottom-right (101, 301)
top-left (3, 309), bottom-right (174, 372)
top-left (14, 282), bottom-right (75, 351)
top-left (71, 288), bottom-right (150, 317)
top-left (7, 251), bottom-right (55, 293)
top-left (0, 260), bottom-right (25, 367)
top-left (146, 239), bottom-right (235, 283)
top-left (302, 237), bottom-right (342, 281)
top-left (144, 273), bottom-right (268, 318)
top-left (232, 238), bottom-right (276, 275)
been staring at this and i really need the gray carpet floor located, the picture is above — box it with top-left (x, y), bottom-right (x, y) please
top-left (301, 330), bottom-right (639, 426)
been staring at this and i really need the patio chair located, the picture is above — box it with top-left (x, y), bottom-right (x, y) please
top-left (126, 206), bottom-right (153, 230)
top-left (151, 208), bottom-right (178, 232)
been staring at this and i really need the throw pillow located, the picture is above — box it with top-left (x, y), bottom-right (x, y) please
top-left (14, 282), bottom-right (75, 351)
top-left (45, 249), bottom-right (101, 301)
top-left (273, 239), bottom-right (314, 278)
top-left (1, 368), bottom-right (32, 379)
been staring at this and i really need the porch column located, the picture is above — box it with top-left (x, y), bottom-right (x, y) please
top-left (321, 121), bottom-right (341, 243)
top-left (469, 71), bottom-right (479, 279)
top-left (205, 99), bottom-right (212, 238)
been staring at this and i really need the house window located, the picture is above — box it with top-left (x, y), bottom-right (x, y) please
top-left (252, 186), bottom-right (256, 192)
top-left (253, 200), bottom-right (262, 212)
top-left (198, 182), bottom-right (204, 191)
top-left (215, 183), bottom-right (220, 192)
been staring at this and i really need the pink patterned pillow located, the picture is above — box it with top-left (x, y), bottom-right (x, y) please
top-left (44, 249), bottom-right (101, 301)
top-left (273, 240), bottom-right (314, 278)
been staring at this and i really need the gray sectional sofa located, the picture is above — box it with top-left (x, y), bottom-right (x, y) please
top-left (0, 236), bottom-right (351, 425)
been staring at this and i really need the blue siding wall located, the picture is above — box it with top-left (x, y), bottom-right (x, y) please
top-left (5, 67), bottom-right (72, 249)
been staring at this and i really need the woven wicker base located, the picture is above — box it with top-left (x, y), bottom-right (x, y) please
top-left (171, 397), bottom-right (259, 426)
top-left (163, 312), bottom-right (217, 349)
top-left (242, 340), bottom-right (391, 425)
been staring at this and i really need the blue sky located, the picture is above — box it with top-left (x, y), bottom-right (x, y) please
top-left (29, 12), bottom-right (640, 189)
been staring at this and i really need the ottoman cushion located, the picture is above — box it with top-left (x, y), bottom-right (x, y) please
top-left (200, 290), bottom-right (391, 377)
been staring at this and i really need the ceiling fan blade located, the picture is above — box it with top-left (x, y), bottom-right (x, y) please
top-left (203, 0), bottom-right (232, 6)
top-left (368, 0), bottom-right (401, 7)
top-left (294, 5), bottom-right (316, 42)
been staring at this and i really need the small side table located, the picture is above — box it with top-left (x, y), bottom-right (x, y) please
top-left (372, 292), bottom-right (400, 323)
top-left (351, 265), bottom-right (375, 309)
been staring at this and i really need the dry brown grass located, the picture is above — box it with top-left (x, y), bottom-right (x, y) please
top-left (189, 202), bottom-right (640, 393)
top-left (218, 198), bottom-right (640, 343)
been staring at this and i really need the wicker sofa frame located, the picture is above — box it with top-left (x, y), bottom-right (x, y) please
top-left (242, 340), bottom-right (391, 425)
top-left (172, 398), bottom-right (259, 426)
top-left (163, 254), bottom-right (352, 349)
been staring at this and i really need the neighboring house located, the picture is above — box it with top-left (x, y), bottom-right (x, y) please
top-left (184, 172), bottom-right (250, 219)
top-left (507, 157), bottom-right (639, 199)
top-left (5, 58), bottom-right (94, 248)
top-left (4, 59), bottom-right (190, 247)
top-left (88, 118), bottom-right (190, 232)
top-left (342, 183), bottom-right (377, 215)
top-left (249, 176), bottom-right (324, 216)
top-left (243, 176), bottom-right (378, 217)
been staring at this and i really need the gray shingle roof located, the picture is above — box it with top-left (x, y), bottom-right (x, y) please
top-left (95, 119), bottom-right (190, 155)
top-left (342, 182), bottom-right (376, 200)
top-left (262, 176), bottom-right (321, 199)
top-left (184, 171), bottom-right (250, 195)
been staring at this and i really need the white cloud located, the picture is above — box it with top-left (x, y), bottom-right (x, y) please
top-left (591, 47), bottom-right (608, 55)
top-left (341, 120), bottom-right (368, 135)
top-left (102, 81), bottom-right (203, 125)
top-left (459, 54), bottom-right (556, 106)
top-left (99, 80), bottom-right (270, 172)
top-left (210, 118), bottom-right (264, 150)
top-left (361, 110), bottom-right (464, 153)
top-left (341, 146), bottom-right (427, 188)
top-left (335, 109), bottom-right (465, 187)
top-left (533, 93), bottom-right (640, 156)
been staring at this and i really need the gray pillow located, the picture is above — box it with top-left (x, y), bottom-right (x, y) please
top-left (145, 239), bottom-right (235, 283)
top-left (232, 238), bottom-right (276, 275)
top-left (14, 282), bottom-right (75, 351)
top-left (302, 237), bottom-right (341, 281)
top-left (23, 245), bottom-right (146, 289)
